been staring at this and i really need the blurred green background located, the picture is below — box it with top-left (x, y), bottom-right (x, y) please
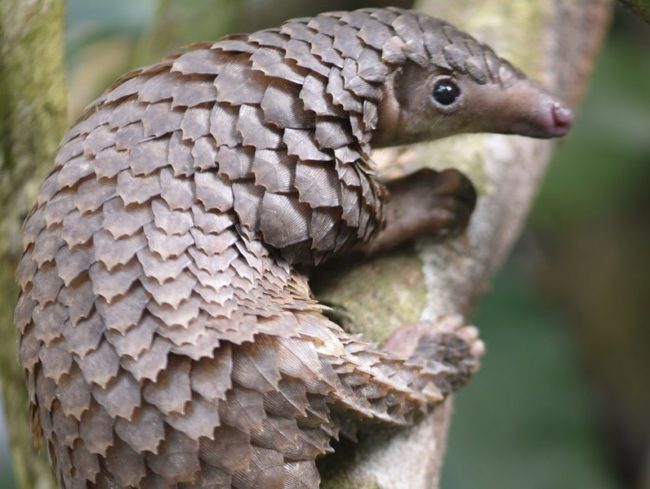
top-left (1, 1), bottom-right (648, 488)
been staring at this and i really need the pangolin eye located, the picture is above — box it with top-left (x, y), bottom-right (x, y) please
top-left (432, 79), bottom-right (461, 106)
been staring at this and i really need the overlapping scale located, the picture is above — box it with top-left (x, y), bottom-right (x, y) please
top-left (15, 7), bottom-right (490, 488)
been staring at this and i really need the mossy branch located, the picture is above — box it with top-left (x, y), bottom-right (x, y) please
top-left (0, 1), bottom-right (613, 489)
top-left (0, 1), bottom-right (67, 488)
top-left (315, 0), bottom-right (613, 487)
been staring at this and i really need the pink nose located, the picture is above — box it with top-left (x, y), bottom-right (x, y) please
top-left (531, 99), bottom-right (574, 138)
top-left (551, 102), bottom-right (574, 136)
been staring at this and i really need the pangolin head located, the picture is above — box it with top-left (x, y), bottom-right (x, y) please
top-left (372, 12), bottom-right (573, 147)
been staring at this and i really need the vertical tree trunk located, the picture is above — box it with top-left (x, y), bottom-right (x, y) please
top-left (0, 1), bottom-right (67, 488)
top-left (315, 0), bottom-right (613, 487)
top-left (0, 1), bottom-right (613, 489)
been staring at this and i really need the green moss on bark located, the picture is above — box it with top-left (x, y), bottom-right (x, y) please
top-left (313, 247), bottom-right (427, 343)
top-left (317, 0), bottom-right (612, 486)
top-left (0, 1), bottom-right (67, 488)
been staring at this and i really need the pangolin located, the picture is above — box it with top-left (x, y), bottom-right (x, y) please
top-left (15, 7), bottom-right (573, 489)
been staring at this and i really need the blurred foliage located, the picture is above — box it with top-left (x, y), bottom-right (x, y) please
top-left (2, 2), bottom-right (649, 489)
top-left (132, 0), bottom-right (242, 66)
top-left (530, 8), bottom-right (650, 488)
top-left (444, 6), bottom-right (650, 489)
top-left (619, 0), bottom-right (650, 22)
top-left (533, 10), bottom-right (650, 227)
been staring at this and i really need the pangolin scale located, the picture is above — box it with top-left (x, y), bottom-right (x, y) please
top-left (15, 7), bottom-right (572, 488)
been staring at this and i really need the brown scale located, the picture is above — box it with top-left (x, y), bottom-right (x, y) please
top-left (16, 7), bottom-right (574, 488)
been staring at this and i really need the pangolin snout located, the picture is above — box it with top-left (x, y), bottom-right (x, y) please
top-left (506, 90), bottom-right (574, 139)
top-left (469, 80), bottom-right (574, 140)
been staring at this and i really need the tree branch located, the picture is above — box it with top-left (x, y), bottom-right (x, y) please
top-left (315, 1), bottom-right (613, 487)
top-left (0, 1), bottom-right (67, 488)
top-left (0, 1), bottom-right (613, 488)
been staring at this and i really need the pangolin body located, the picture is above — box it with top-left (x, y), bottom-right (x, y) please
top-left (15, 8), bottom-right (572, 488)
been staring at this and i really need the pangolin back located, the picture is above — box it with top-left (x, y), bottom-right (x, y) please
top-left (14, 7), bottom-right (519, 488)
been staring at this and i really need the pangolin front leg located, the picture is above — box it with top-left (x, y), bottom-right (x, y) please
top-left (358, 168), bottom-right (477, 255)
top-left (16, 7), bottom-right (573, 489)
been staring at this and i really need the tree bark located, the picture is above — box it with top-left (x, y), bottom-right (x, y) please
top-left (0, 1), bottom-right (612, 489)
top-left (314, 1), bottom-right (613, 487)
top-left (0, 1), bottom-right (67, 488)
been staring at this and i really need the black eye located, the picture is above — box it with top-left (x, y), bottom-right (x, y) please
top-left (432, 79), bottom-right (461, 106)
